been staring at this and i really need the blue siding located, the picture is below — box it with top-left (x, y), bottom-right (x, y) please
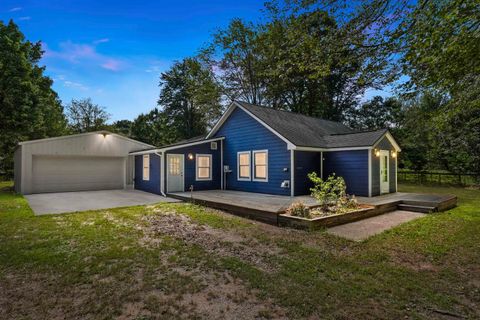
top-left (165, 142), bottom-right (221, 192)
top-left (214, 107), bottom-right (291, 195)
top-left (323, 150), bottom-right (369, 196)
top-left (294, 151), bottom-right (320, 196)
top-left (134, 154), bottom-right (161, 194)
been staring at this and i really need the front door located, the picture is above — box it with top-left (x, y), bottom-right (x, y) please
top-left (167, 154), bottom-right (184, 192)
top-left (379, 150), bottom-right (390, 194)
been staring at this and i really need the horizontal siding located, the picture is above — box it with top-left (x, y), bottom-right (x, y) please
top-left (214, 107), bottom-right (291, 196)
top-left (165, 142), bottom-right (221, 192)
top-left (134, 154), bottom-right (161, 194)
top-left (323, 150), bottom-right (369, 196)
top-left (294, 151), bottom-right (320, 196)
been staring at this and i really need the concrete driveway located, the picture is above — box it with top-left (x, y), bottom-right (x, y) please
top-left (25, 189), bottom-right (180, 215)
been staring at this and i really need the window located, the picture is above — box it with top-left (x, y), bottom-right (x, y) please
top-left (237, 151), bottom-right (251, 180)
top-left (196, 154), bottom-right (212, 181)
top-left (169, 156), bottom-right (181, 175)
top-left (253, 150), bottom-right (268, 181)
top-left (210, 142), bottom-right (218, 150)
top-left (142, 154), bottom-right (150, 181)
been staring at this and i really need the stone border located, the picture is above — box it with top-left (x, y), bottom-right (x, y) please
top-left (279, 206), bottom-right (386, 230)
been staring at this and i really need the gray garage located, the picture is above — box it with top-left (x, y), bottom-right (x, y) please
top-left (14, 131), bottom-right (153, 194)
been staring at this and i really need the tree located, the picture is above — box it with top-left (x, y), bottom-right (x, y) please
top-left (398, 0), bottom-right (480, 176)
top-left (111, 120), bottom-right (133, 136)
top-left (348, 96), bottom-right (403, 131)
top-left (131, 108), bottom-right (175, 147)
top-left (66, 98), bottom-right (110, 133)
top-left (203, 0), bottom-right (404, 121)
top-left (158, 57), bottom-right (223, 140)
top-left (0, 20), bottom-right (67, 177)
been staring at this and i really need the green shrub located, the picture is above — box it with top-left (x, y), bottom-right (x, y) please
top-left (286, 202), bottom-right (311, 218)
top-left (308, 172), bottom-right (358, 213)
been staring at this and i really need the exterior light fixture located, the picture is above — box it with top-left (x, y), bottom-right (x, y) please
top-left (375, 149), bottom-right (380, 157)
top-left (188, 153), bottom-right (194, 160)
top-left (391, 151), bottom-right (397, 158)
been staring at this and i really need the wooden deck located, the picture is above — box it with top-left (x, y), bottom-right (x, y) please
top-left (168, 190), bottom-right (457, 225)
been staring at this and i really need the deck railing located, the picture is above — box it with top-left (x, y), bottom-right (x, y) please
top-left (398, 170), bottom-right (479, 186)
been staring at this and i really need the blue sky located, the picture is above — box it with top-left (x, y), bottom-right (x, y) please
top-left (1, 1), bottom-right (392, 122)
top-left (0, 1), bottom-right (265, 121)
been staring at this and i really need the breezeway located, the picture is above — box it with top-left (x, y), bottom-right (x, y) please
top-left (25, 189), bottom-right (179, 215)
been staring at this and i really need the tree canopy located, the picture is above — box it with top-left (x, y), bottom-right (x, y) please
top-left (0, 20), bottom-right (67, 177)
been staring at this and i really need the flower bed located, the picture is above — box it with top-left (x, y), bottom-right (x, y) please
top-left (278, 204), bottom-right (377, 230)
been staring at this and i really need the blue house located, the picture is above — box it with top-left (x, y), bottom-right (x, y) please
top-left (131, 101), bottom-right (401, 198)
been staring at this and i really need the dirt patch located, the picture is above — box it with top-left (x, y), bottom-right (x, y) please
top-left (141, 210), bottom-right (283, 272)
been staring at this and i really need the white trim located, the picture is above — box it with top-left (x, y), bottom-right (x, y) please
top-left (220, 139), bottom-right (224, 190)
top-left (206, 102), bottom-right (296, 149)
top-left (160, 151), bottom-right (165, 195)
top-left (206, 104), bottom-right (237, 139)
top-left (18, 131), bottom-right (154, 148)
top-left (237, 151), bottom-right (251, 181)
top-left (195, 154), bottom-right (213, 181)
top-left (290, 149), bottom-right (294, 197)
top-left (373, 131), bottom-right (401, 152)
top-left (252, 150), bottom-right (268, 182)
top-left (395, 154), bottom-right (398, 192)
top-left (129, 137), bottom-right (225, 155)
top-left (379, 150), bottom-right (390, 194)
top-left (210, 141), bottom-right (218, 150)
top-left (130, 149), bottom-right (163, 156)
top-left (368, 150), bottom-right (372, 197)
top-left (142, 154), bottom-right (150, 181)
top-left (295, 146), bottom-right (374, 152)
top-left (320, 151), bottom-right (323, 179)
top-left (166, 154), bottom-right (185, 193)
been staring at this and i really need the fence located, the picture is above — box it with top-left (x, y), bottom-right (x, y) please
top-left (398, 170), bottom-right (479, 186)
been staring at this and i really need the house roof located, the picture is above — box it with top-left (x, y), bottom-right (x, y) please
top-left (208, 101), bottom-right (401, 151)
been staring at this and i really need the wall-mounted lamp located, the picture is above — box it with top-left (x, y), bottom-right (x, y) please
top-left (375, 149), bottom-right (380, 157)
top-left (188, 153), bottom-right (194, 160)
top-left (391, 151), bottom-right (397, 158)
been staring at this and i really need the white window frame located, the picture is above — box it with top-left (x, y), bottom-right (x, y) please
top-left (142, 154), bottom-right (150, 181)
top-left (196, 154), bottom-right (212, 181)
top-left (237, 151), bottom-right (251, 181)
top-left (252, 150), bottom-right (268, 182)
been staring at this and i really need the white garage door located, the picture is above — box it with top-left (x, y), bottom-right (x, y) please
top-left (32, 155), bottom-right (125, 193)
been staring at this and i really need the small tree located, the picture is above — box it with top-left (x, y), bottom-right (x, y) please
top-left (308, 172), bottom-right (348, 212)
top-left (66, 98), bottom-right (110, 133)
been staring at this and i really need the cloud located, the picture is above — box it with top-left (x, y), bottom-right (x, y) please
top-left (101, 59), bottom-right (122, 71)
top-left (9, 7), bottom-right (22, 12)
top-left (18, 16), bottom-right (31, 21)
top-left (93, 38), bottom-right (109, 44)
top-left (63, 80), bottom-right (89, 91)
top-left (43, 41), bottom-right (124, 71)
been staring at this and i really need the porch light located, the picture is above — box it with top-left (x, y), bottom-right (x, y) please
top-left (188, 153), bottom-right (194, 160)
top-left (375, 149), bottom-right (380, 157)
top-left (391, 151), bottom-right (397, 158)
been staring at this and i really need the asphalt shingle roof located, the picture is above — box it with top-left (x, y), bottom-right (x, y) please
top-left (236, 101), bottom-right (388, 149)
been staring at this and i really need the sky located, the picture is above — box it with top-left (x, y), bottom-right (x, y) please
top-left (0, 0), bottom-right (265, 121)
top-left (0, 1), bottom-right (391, 122)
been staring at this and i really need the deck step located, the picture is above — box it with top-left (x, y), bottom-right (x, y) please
top-left (398, 204), bottom-right (436, 213)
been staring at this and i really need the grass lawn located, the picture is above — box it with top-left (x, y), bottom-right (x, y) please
top-left (1, 181), bottom-right (479, 319)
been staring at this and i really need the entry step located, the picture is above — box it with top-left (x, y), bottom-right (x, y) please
top-left (398, 204), bottom-right (436, 213)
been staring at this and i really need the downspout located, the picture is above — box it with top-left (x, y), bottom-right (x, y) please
top-left (155, 152), bottom-right (166, 197)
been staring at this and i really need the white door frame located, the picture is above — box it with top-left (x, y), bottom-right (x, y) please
top-left (379, 150), bottom-right (390, 194)
top-left (166, 154), bottom-right (185, 193)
